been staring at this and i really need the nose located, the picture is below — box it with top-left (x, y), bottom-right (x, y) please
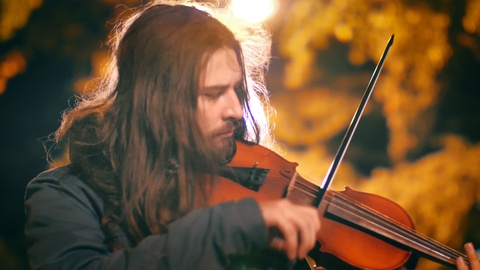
top-left (223, 87), bottom-right (243, 120)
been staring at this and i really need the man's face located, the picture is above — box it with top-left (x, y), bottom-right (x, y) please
top-left (197, 48), bottom-right (243, 156)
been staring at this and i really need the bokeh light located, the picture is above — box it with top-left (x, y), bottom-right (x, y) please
top-left (231, 0), bottom-right (278, 24)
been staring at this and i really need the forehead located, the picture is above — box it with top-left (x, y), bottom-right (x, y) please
top-left (201, 48), bottom-right (242, 87)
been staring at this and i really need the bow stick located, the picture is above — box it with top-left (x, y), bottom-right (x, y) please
top-left (314, 34), bottom-right (394, 206)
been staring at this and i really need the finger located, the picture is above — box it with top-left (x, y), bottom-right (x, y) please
top-left (457, 256), bottom-right (468, 270)
top-left (296, 216), bottom-right (317, 259)
top-left (300, 207), bottom-right (322, 258)
top-left (279, 222), bottom-right (299, 261)
top-left (465, 243), bottom-right (480, 270)
top-left (270, 236), bottom-right (285, 251)
top-left (282, 205), bottom-right (319, 259)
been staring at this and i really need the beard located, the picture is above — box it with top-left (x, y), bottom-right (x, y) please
top-left (217, 137), bottom-right (236, 163)
top-left (209, 120), bottom-right (240, 164)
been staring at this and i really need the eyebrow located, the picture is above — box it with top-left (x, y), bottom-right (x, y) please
top-left (200, 80), bottom-right (242, 92)
top-left (201, 84), bottom-right (229, 91)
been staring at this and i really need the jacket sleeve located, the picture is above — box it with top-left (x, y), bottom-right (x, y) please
top-left (24, 169), bottom-right (269, 270)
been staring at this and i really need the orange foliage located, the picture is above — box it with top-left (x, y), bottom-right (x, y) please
top-left (278, 0), bottom-right (452, 162)
top-left (273, 1), bottom-right (479, 268)
top-left (0, 50), bottom-right (27, 95)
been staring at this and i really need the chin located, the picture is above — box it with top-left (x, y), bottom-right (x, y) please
top-left (214, 138), bottom-right (236, 162)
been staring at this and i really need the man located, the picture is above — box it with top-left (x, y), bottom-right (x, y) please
top-left (24, 2), bottom-right (319, 269)
top-left (24, 1), bottom-right (478, 270)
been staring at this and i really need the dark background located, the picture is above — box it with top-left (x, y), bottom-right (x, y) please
top-left (0, 1), bottom-right (119, 268)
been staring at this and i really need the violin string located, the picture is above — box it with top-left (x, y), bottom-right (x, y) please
top-left (291, 175), bottom-right (320, 197)
top-left (326, 197), bottom-right (462, 265)
top-left (259, 179), bottom-right (469, 266)
top-left (331, 191), bottom-right (467, 260)
top-left (326, 192), bottom-right (466, 259)
top-left (261, 177), bottom-right (320, 198)
top-left (325, 192), bottom-right (468, 265)
top-left (281, 179), bottom-right (467, 264)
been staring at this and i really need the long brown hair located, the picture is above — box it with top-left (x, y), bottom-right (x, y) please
top-left (52, 1), bottom-right (273, 246)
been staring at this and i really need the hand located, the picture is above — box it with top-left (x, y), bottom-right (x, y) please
top-left (457, 243), bottom-right (479, 270)
top-left (259, 199), bottom-right (321, 261)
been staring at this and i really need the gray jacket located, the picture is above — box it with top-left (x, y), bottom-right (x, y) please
top-left (24, 166), bottom-right (269, 270)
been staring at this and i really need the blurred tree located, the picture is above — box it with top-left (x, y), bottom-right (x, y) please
top-left (0, 0), bottom-right (42, 41)
top-left (0, 1), bottom-right (122, 269)
top-left (271, 0), bottom-right (480, 269)
top-left (277, 0), bottom-right (454, 162)
top-left (0, 0), bottom-right (41, 94)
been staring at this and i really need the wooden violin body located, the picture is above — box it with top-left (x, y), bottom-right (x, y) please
top-left (212, 140), bottom-right (468, 270)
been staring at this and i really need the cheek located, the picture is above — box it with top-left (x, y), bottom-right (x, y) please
top-left (196, 100), bottom-right (206, 133)
top-left (199, 111), bottom-right (216, 134)
top-left (197, 98), bottom-right (213, 135)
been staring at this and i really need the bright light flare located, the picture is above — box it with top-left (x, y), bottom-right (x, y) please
top-left (231, 0), bottom-right (278, 24)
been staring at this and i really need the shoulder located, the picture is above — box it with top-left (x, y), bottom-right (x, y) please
top-left (25, 165), bottom-right (103, 217)
top-left (27, 165), bottom-right (92, 197)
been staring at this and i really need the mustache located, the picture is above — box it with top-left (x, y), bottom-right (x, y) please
top-left (211, 120), bottom-right (243, 136)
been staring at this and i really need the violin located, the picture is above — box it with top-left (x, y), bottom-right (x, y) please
top-left (211, 139), bottom-right (471, 269)
top-left (210, 35), bottom-right (473, 269)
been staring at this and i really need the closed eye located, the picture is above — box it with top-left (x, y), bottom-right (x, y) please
top-left (200, 80), bottom-right (242, 99)
top-left (202, 88), bottom-right (226, 99)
